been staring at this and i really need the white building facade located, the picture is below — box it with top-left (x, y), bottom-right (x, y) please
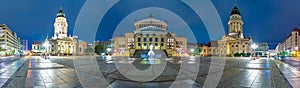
top-left (0, 24), bottom-right (21, 55)
top-left (218, 5), bottom-right (253, 56)
top-left (44, 7), bottom-right (87, 56)
top-left (276, 28), bottom-right (300, 56)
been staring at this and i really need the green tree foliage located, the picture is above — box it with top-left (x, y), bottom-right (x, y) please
top-left (95, 44), bottom-right (105, 55)
top-left (193, 47), bottom-right (202, 55)
top-left (11, 49), bottom-right (15, 54)
top-left (234, 53), bottom-right (241, 57)
top-left (234, 53), bottom-right (251, 57)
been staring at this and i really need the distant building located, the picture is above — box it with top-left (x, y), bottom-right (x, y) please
top-left (217, 4), bottom-right (253, 56)
top-left (94, 40), bottom-right (112, 46)
top-left (94, 40), bottom-right (114, 54)
top-left (189, 41), bottom-right (219, 57)
top-left (31, 41), bottom-right (43, 54)
top-left (43, 6), bottom-right (87, 56)
top-left (275, 43), bottom-right (284, 54)
top-left (276, 28), bottom-right (300, 56)
top-left (85, 43), bottom-right (95, 55)
top-left (0, 24), bottom-right (21, 55)
top-left (22, 40), bottom-right (28, 51)
top-left (205, 41), bottom-right (219, 56)
top-left (111, 15), bottom-right (187, 57)
top-left (256, 42), bottom-right (269, 56)
top-left (187, 43), bottom-right (200, 56)
top-left (268, 50), bottom-right (277, 56)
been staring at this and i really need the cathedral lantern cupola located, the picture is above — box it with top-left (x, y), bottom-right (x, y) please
top-left (56, 6), bottom-right (65, 17)
top-left (230, 6), bottom-right (241, 15)
top-left (228, 2), bottom-right (244, 38)
top-left (54, 6), bottom-right (68, 39)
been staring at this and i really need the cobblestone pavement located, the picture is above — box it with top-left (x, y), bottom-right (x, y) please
top-left (2, 56), bottom-right (292, 88)
top-left (274, 57), bottom-right (300, 88)
top-left (282, 57), bottom-right (300, 70)
top-left (0, 56), bottom-right (26, 87)
top-left (3, 58), bottom-right (29, 88)
top-left (24, 56), bottom-right (81, 88)
top-left (48, 56), bottom-right (291, 88)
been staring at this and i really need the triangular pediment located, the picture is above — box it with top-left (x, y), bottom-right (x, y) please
top-left (220, 36), bottom-right (237, 41)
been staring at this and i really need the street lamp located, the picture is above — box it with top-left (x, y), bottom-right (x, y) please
top-left (251, 43), bottom-right (259, 56)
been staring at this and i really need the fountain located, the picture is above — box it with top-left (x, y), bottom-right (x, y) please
top-left (148, 45), bottom-right (155, 58)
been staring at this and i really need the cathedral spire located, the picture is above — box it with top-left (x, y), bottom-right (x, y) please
top-left (56, 6), bottom-right (65, 17)
top-left (230, 1), bottom-right (240, 15)
top-left (234, 0), bottom-right (237, 6)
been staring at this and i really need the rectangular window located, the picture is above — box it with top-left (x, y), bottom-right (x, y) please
top-left (161, 38), bottom-right (164, 42)
top-left (138, 38), bottom-right (141, 42)
top-left (150, 38), bottom-right (153, 42)
top-left (144, 38), bottom-right (147, 42)
top-left (155, 38), bottom-right (158, 42)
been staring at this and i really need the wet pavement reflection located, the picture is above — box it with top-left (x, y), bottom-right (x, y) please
top-left (8, 56), bottom-right (291, 88)
top-left (0, 56), bottom-right (26, 87)
top-left (25, 57), bottom-right (81, 88)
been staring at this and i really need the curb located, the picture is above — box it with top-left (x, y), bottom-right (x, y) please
top-left (1, 58), bottom-right (28, 88)
top-left (271, 59), bottom-right (293, 88)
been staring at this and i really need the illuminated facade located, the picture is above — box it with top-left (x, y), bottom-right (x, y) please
top-left (22, 40), bottom-right (28, 51)
top-left (112, 15), bottom-right (187, 57)
top-left (276, 28), bottom-right (300, 56)
top-left (0, 24), bottom-right (21, 55)
top-left (218, 4), bottom-right (253, 56)
top-left (44, 6), bottom-right (87, 56)
top-left (31, 42), bottom-right (42, 53)
top-left (202, 41), bottom-right (218, 56)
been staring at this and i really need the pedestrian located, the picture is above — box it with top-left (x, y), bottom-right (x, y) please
top-left (44, 54), bottom-right (47, 59)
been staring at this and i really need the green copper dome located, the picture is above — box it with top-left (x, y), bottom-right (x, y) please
top-left (230, 6), bottom-right (240, 15)
top-left (56, 6), bottom-right (65, 17)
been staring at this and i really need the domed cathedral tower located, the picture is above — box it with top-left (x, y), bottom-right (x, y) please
top-left (228, 2), bottom-right (244, 39)
top-left (217, 0), bottom-right (253, 56)
top-left (54, 6), bottom-right (68, 39)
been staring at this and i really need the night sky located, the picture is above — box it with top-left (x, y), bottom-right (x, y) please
top-left (0, 0), bottom-right (300, 49)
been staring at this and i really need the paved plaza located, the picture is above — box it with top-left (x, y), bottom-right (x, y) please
top-left (0, 56), bottom-right (298, 88)
top-left (40, 56), bottom-right (291, 87)
top-left (274, 57), bottom-right (300, 88)
top-left (0, 56), bottom-right (26, 87)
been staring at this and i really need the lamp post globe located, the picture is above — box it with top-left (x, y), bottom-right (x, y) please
top-left (251, 43), bottom-right (259, 56)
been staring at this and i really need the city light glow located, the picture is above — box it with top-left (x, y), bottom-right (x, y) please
top-left (251, 43), bottom-right (258, 50)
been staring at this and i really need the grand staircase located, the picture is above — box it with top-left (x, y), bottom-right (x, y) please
top-left (132, 50), bottom-right (168, 58)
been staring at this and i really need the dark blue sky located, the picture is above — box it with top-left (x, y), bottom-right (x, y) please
top-left (0, 0), bottom-right (300, 49)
